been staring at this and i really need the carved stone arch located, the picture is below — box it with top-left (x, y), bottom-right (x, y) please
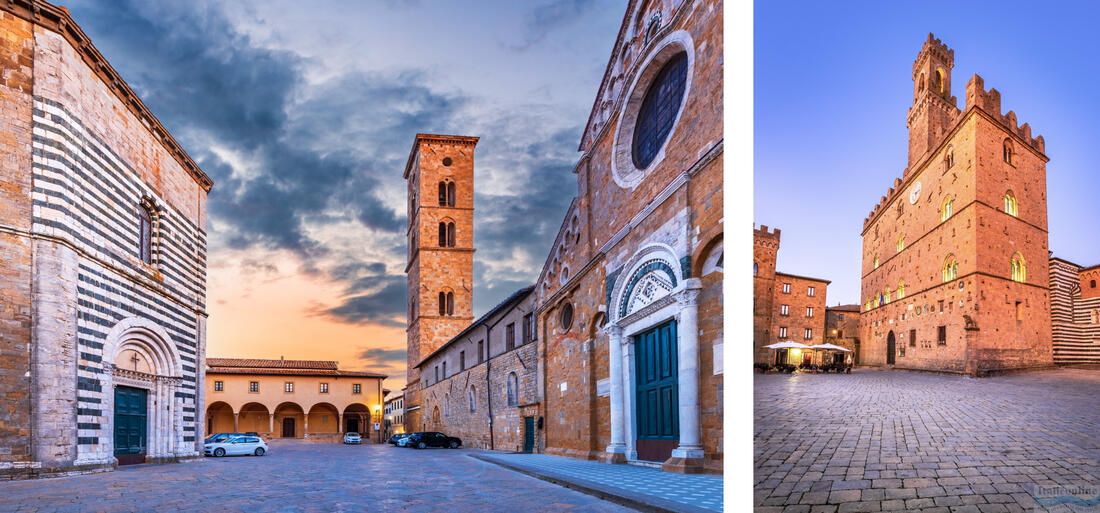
top-left (609, 243), bottom-right (681, 322)
top-left (103, 317), bottom-right (182, 378)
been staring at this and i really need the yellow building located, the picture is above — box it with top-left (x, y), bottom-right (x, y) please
top-left (204, 358), bottom-right (387, 442)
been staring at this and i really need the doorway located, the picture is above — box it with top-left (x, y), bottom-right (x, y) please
top-left (886, 331), bottom-right (896, 365)
top-left (346, 417), bottom-right (359, 434)
top-left (523, 416), bottom-right (535, 453)
top-left (634, 320), bottom-right (678, 463)
top-left (282, 417), bottom-right (296, 438)
top-left (114, 386), bottom-right (148, 465)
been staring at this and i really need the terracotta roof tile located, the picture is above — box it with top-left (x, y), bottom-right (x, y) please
top-left (206, 358), bottom-right (338, 370)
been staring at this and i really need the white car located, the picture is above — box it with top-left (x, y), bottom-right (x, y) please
top-left (343, 432), bottom-right (361, 444)
top-left (205, 435), bottom-right (268, 457)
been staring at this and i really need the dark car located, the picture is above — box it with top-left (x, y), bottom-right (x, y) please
top-left (388, 433), bottom-right (410, 446)
top-left (405, 432), bottom-right (462, 449)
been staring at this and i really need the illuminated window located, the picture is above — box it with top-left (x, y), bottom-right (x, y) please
top-left (1004, 190), bottom-right (1018, 217)
top-left (897, 280), bottom-right (906, 300)
top-left (319, 383), bottom-right (328, 394)
top-left (897, 233), bottom-right (905, 253)
top-left (807, 286), bottom-right (815, 297)
top-left (873, 256), bottom-right (879, 270)
top-left (1011, 252), bottom-right (1026, 283)
top-left (805, 306), bottom-right (814, 318)
top-left (780, 304), bottom-right (789, 316)
top-left (778, 327), bottom-right (787, 338)
top-left (284, 382), bottom-right (294, 393)
top-left (942, 254), bottom-right (958, 282)
top-left (884, 287), bottom-right (891, 304)
top-left (941, 196), bottom-right (954, 222)
top-left (782, 283), bottom-right (791, 294)
top-left (804, 328), bottom-right (812, 340)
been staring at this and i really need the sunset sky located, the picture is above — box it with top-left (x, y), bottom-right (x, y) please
top-left (755, 1), bottom-right (1100, 305)
top-left (64, 0), bottom-right (625, 390)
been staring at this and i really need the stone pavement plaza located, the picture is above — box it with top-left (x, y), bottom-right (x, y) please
top-left (754, 368), bottom-right (1100, 512)
top-left (0, 443), bottom-right (635, 513)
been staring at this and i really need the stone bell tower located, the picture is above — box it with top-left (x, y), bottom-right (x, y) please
top-left (402, 133), bottom-right (477, 432)
top-left (907, 33), bottom-right (960, 168)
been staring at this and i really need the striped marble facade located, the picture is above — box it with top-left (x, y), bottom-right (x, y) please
top-left (1049, 258), bottom-right (1100, 364)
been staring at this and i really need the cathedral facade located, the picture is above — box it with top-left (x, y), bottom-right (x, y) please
top-left (1, 1), bottom-right (212, 477)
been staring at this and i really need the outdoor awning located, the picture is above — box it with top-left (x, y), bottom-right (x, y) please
top-left (764, 341), bottom-right (813, 349)
top-left (808, 343), bottom-right (852, 352)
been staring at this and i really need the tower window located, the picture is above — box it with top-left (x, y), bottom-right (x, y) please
top-left (1004, 190), bottom-right (1018, 217)
top-left (942, 254), bottom-right (958, 282)
top-left (442, 157), bottom-right (453, 167)
top-left (447, 292), bottom-right (454, 315)
top-left (1010, 253), bottom-right (1026, 283)
top-left (632, 51), bottom-right (688, 169)
top-left (941, 196), bottom-right (954, 222)
top-left (438, 222), bottom-right (456, 247)
top-left (138, 204), bottom-right (153, 264)
top-left (1003, 138), bottom-right (1014, 164)
top-left (439, 182), bottom-right (447, 206)
top-left (944, 147), bottom-right (955, 170)
top-left (753, 262), bottom-right (758, 276)
top-left (447, 222), bottom-right (456, 247)
top-left (447, 182), bottom-right (456, 207)
top-left (438, 292), bottom-right (446, 316)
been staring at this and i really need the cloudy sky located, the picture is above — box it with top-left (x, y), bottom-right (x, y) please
top-left (63, 0), bottom-right (625, 389)
top-left (756, 1), bottom-right (1100, 306)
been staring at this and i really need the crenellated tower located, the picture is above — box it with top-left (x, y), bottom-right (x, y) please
top-left (906, 33), bottom-right (961, 169)
top-left (403, 133), bottom-right (478, 432)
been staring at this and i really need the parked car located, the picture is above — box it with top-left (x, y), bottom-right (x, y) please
top-left (405, 432), bottom-right (462, 449)
top-left (396, 434), bottom-right (414, 447)
top-left (343, 432), bottom-right (361, 444)
top-left (205, 435), bottom-right (269, 457)
top-left (204, 432), bottom-right (245, 444)
top-left (388, 433), bottom-right (410, 446)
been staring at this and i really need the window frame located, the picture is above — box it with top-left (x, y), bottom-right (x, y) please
top-left (319, 382), bottom-right (329, 394)
top-left (778, 327), bottom-right (787, 338)
top-left (214, 380), bottom-right (223, 392)
top-left (352, 384), bottom-right (362, 394)
top-left (631, 51), bottom-right (688, 170)
top-left (249, 381), bottom-right (259, 393)
top-left (284, 381), bottom-right (294, 393)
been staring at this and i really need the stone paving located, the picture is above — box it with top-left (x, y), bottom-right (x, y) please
top-left (476, 452), bottom-right (724, 512)
top-left (0, 442), bottom-right (633, 512)
top-left (754, 367), bottom-right (1100, 513)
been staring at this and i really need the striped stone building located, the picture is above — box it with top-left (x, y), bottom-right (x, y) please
top-left (1049, 257), bottom-right (1100, 364)
top-left (1, 2), bottom-right (212, 476)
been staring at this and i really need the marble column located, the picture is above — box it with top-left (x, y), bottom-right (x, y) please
top-left (667, 278), bottom-right (705, 472)
top-left (603, 324), bottom-right (627, 463)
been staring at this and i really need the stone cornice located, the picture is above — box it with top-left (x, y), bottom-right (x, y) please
top-left (1, 0), bottom-right (213, 192)
top-left (403, 133), bottom-right (479, 179)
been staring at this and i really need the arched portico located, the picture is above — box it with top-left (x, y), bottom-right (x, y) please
top-left (343, 403), bottom-right (370, 435)
top-left (238, 402), bottom-right (270, 434)
top-left (307, 403), bottom-right (340, 434)
top-left (206, 402), bottom-right (234, 436)
top-left (274, 402), bottom-right (305, 438)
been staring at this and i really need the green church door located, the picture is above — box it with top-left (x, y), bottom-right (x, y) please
top-left (634, 320), bottom-right (678, 462)
top-left (114, 386), bottom-right (148, 465)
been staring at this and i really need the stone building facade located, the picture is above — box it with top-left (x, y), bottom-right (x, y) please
top-left (824, 304), bottom-right (861, 364)
top-left (402, 134), bottom-right (479, 433)
top-left (383, 391), bottom-right (404, 437)
top-left (752, 225), bottom-right (830, 364)
top-left (859, 34), bottom-right (1053, 376)
top-left (415, 287), bottom-right (540, 452)
top-left (204, 359), bottom-right (386, 443)
top-left (1049, 257), bottom-right (1100, 364)
top-left (1, 2), bottom-right (212, 477)
top-left (534, 0), bottom-right (723, 474)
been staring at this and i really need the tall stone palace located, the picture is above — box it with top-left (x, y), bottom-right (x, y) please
top-left (1, 2), bottom-right (212, 477)
top-left (404, 0), bottom-right (723, 473)
top-left (859, 34), bottom-right (1053, 375)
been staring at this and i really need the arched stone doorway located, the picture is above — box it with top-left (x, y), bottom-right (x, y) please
top-left (886, 331), bottom-right (896, 365)
top-left (100, 317), bottom-right (187, 466)
top-left (206, 402), bottom-right (234, 436)
top-left (307, 403), bottom-right (339, 435)
top-left (343, 403), bottom-right (369, 435)
top-left (274, 402), bottom-right (305, 438)
top-left (239, 403), bottom-right (271, 435)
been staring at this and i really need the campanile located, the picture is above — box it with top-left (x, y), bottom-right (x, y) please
top-left (403, 134), bottom-right (478, 431)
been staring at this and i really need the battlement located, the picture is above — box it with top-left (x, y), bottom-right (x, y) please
top-left (912, 33), bottom-right (954, 77)
top-left (754, 224), bottom-right (781, 241)
top-left (965, 74), bottom-right (1045, 154)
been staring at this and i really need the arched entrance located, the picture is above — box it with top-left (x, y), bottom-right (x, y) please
top-left (206, 402), bottom-right (234, 436)
top-left (886, 331), bottom-right (896, 365)
top-left (307, 403), bottom-right (340, 435)
top-left (239, 403), bottom-right (271, 435)
top-left (343, 403), bottom-right (369, 435)
top-left (274, 402), bottom-right (305, 438)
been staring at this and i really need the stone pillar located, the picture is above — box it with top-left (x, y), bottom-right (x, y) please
top-left (233, 413), bottom-right (239, 432)
top-left (31, 240), bottom-right (80, 467)
top-left (338, 414), bottom-right (343, 433)
top-left (268, 414), bottom-right (274, 434)
top-left (303, 417), bottom-right (309, 438)
top-left (664, 278), bottom-right (705, 474)
top-left (602, 324), bottom-right (627, 464)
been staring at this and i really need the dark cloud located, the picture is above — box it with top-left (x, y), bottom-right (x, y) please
top-left (66, 0), bottom-right (584, 327)
top-left (357, 348), bottom-right (407, 364)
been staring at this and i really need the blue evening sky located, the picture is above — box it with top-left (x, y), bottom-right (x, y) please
top-left (755, 1), bottom-right (1100, 306)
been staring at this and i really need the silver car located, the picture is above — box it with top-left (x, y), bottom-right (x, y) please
top-left (204, 435), bottom-right (268, 457)
top-left (343, 432), bottom-right (361, 444)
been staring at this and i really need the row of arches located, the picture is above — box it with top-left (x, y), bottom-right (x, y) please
top-left (205, 401), bottom-right (374, 438)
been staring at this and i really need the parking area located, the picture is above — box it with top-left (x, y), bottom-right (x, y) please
top-left (755, 367), bottom-right (1100, 512)
top-left (0, 442), bottom-right (633, 512)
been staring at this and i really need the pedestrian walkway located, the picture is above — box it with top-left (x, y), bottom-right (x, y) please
top-left (472, 453), bottom-right (723, 513)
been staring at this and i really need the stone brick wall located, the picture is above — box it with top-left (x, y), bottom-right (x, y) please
top-left (824, 306), bottom-right (860, 363)
top-left (1050, 258), bottom-right (1100, 363)
top-left (753, 226), bottom-right (779, 363)
top-left (770, 274), bottom-right (828, 348)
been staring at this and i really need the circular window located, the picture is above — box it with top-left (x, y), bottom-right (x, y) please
top-left (631, 51), bottom-right (688, 169)
top-left (442, 157), bottom-right (453, 167)
top-left (560, 303), bottom-right (574, 330)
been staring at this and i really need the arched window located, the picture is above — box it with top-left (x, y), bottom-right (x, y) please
top-left (138, 204), bottom-right (153, 264)
top-left (941, 196), bottom-right (954, 222)
top-left (1010, 253), bottom-right (1026, 283)
top-left (468, 387), bottom-right (476, 413)
top-left (884, 286), bottom-right (891, 304)
top-left (632, 51), bottom-right (688, 169)
top-left (446, 292), bottom-right (454, 316)
top-left (918, 72), bottom-right (926, 93)
top-left (438, 182), bottom-right (447, 206)
top-left (439, 222), bottom-right (455, 247)
top-left (936, 68), bottom-right (946, 94)
top-left (944, 147), bottom-right (955, 170)
top-left (753, 261), bottom-right (758, 276)
top-left (506, 372), bottom-right (518, 407)
top-left (1003, 138), bottom-right (1013, 164)
top-left (873, 256), bottom-right (879, 270)
top-left (942, 254), bottom-right (958, 282)
top-left (447, 182), bottom-right (456, 207)
top-left (897, 280), bottom-right (906, 300)
top-left (447, 222), bottom-right (456, 247)
top-left (438, 292), bottom-right (446, 316)
top-left (897, 233), bottom-right (905, 253)
top-left (438, 222), bottom-right (447, 246)
top-left (1004, 190), bottom-right (1018, 217)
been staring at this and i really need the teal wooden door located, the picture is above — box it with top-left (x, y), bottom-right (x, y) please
top-left (523, 416), bottom-right (535, 453)
top-left (634, 320), bottom-right (678, 462)
top-left (114, 386), bottom-right (147, 465)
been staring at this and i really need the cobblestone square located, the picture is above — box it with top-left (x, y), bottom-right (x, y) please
top-left (754, 368), bottom-right (1100, 512)
top-left (0, 442), bottom-right (633, 512)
